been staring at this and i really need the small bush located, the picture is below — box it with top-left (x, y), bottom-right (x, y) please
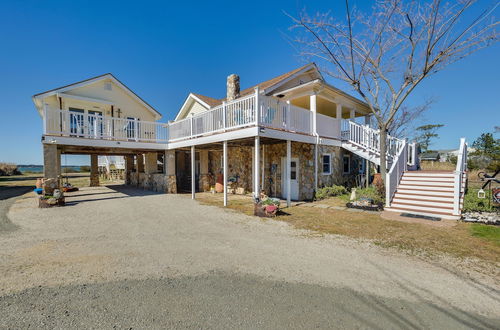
top-left (315, 185), bottom-right (348, 200)
top-left (354, 187), bottom-right (385, 204)
top-left (0, 163), bottom-right (21, 176)
top-left (463, 188), bottom-right (497, 212)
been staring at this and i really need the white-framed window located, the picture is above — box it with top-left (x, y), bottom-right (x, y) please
top-left (322, 153), bottom-right (332, 175)
top-left (343, 154), bottom-right (351, 174)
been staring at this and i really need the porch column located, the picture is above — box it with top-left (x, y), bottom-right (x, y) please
top-left (56, 149), bottom-right (61, 176)
top-left (364, 114), bottom-right (371, 126)
top-left (164, 150), bottom-right (177, 193)
top-left (137, 154), bottom-right (144, 173)
top-left (125, 155), bottom-right (134, 185)
top-left (90, 154), bottom-right (99, 186)
top-left (366, 160), bottom-right (370, 188)
top-left (199, 150), bottom-right (209, 192)
top-left (191, 145), bottom-right (195, 199)
top-left (350, 108), bottom-right (355, 121)
top-left (314, 144), bottom-right (318, 192)
top-left (310, 93), bottom-right (317, 135)
top-left (144, 152), bottom-right (157, 174)
top-left (286, 140), bottom-right (291, 207)
top-left (336, 103), bottom-right (342, 133)
top-left (253, 137), bottom-right (260, 198)
top-left (223, 141), bottom-right (228, 206)
top-left (43, 144), bottom-right (59, 179)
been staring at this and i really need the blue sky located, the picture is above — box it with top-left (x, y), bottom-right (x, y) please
top-left (0, 0), bottom-right (498, 165)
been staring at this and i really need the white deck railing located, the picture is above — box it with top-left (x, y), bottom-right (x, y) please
top-left (453, 138), bottom-right (468, 215)
top-left (385, 140), bottom-right (408, 207)
top-left (43, 107), bottom-right (168, 143)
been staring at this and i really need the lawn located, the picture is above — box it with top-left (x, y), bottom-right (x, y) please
top-left (196, 193), bottom-right (500, 265)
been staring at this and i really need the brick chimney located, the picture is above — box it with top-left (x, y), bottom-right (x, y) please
top-left (226, 74), bottom-right (240, 101)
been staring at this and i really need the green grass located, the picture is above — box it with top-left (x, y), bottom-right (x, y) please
top-left (470, 224), bottom-right (500, 247)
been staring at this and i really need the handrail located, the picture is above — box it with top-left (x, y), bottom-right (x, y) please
top-left (385, 139), bottom-right (408, 207)
top-left (453, 137), bottom-right (467, 215)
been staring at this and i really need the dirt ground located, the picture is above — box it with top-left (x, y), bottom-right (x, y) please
top-left (1, 185), bottom-right (499, 328)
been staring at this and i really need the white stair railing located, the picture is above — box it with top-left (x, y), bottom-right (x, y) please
top-left (385, 140), bottom-right (408, 207)
top-left (453, 138), bottom-right (468, 215)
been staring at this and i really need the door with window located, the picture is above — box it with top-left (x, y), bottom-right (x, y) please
top-left (88, 110), bottom-right (103, 138)
top-left (69, 108), bottom-right (85, 136)
top-left (126, 117), bottom-right (139, 140)
top-left (281, 157), bottom-right (299, 200)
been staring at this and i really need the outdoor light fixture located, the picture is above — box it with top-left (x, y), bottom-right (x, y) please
top-left (478, 189), bottom-right (486, 199)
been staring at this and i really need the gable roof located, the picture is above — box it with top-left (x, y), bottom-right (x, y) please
top-left (175, 63), bottom-right (322, 120)
top-left (32, 73), bottom-right (161, 120)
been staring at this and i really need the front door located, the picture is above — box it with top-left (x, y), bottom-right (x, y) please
top-left (281, 157), bottom-right (299, 200)
top-left (88, 110), bottom-right (103, 138)
top-left (69, 108), bottom-right (85, 137)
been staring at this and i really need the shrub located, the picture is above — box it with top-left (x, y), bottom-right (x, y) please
top-left (463, 188), bottom-right (497, 213)
top-left (315, 185), bottom-right (348, 200)
top-left (354, 187), bottom-right (385, 204)
top-left (0, 163), bottom-right (21, 176)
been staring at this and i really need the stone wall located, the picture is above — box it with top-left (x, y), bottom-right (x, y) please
top-left (207, 146), bottom-right (253, 194)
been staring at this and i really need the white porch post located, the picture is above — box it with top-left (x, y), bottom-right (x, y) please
top-left (223, 141), bottom-right (228, 206)
top-left (336, 103), bottom-right (342, 134)
top-left (314, 144), bottom-right (318, 192)
top-left (254, 136), bottom-right (260, 198)
top-left (286, 140), bottom-right (291, 207)
top-left (286, 100), bottom-right (291, 130)
top-left (350, 108), bottom-right (355, 121)
top-left (261, 145), bottom-right (265, 193)
top-left (366, 160), bottom-right (370, 188)
top-left (43, 103), bottom-right (48, 134)
top-left (254, 86), bottom-right (260, 125)
top-left (310, 93), bottom-right (317, 135)
top-left (191, 145), bottom-right (195, 199)
top-left (364, 114), bottom-right (371, 126)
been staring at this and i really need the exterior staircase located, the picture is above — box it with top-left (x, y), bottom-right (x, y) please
top-left (341, 120), bottom-right (468, 220)
top-left (385, 171), bottom-right (461, 219)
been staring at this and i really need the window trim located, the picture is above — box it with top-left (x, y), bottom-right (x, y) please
top-left (342, 154), bottom-right (351, 174)
top-left (322, 153), bottom-right (332, 175)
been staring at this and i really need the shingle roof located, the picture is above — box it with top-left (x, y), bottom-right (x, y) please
top-left (190, 63), bottom-right (316, 108)
top-left (191, 93), bottom-right (221, 108)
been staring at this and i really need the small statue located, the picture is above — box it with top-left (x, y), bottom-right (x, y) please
top-left (350, 188), bottom-right (357, 201)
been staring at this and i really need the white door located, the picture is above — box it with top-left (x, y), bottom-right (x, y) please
top-left (281, 157), bottom-right (299, 200)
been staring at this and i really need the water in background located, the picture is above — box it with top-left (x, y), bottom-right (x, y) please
top-left (18, 166), bottom-right (83, 173)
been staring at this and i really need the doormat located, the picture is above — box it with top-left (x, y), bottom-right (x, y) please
top-left (400, 213), bottom-right (441, 221)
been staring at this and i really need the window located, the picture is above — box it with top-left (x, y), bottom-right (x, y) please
top-left (343, 155), bottom-right (351, 174)
top-left (322, 154), bottom-right (332, 175)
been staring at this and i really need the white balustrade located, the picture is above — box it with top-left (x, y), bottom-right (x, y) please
top-left (453, 138), bottom-right (468, 215)
top-left (386, 140), bottom-right (408, 207)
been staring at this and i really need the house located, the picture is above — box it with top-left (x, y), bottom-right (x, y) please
top-left (32, 63), bottom-right (468, 219)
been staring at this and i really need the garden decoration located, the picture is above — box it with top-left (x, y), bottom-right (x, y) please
top-left (253, 192), bottom-right (280, 217)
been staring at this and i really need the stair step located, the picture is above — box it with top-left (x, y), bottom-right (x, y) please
top-left (392, 198), bottom-right (454, 208)
top-left (399, 180), bottom-right (454, 187)
top-left (400, 176), bottom-right (455, 182)
top-left (393, 193), bottom-right (455, 202)
top-left (396, 188), bottom-right (454, 197)
top-left (397, 184), bottom-right (454, 192)
top-left (385, 207), bottom-right (460, 220)
top-left (390, 202), bottom-right (455, 213)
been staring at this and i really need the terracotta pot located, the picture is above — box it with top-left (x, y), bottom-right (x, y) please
top-left (373, 173), bottom-right (383, 186)
top-left (215, 182), bottom-right (224, 193)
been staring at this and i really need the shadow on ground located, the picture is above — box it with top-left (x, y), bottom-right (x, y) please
top-left (0, 186), bottom-right (33, 232)
top-left (0, 271), bottom-right (497, 329)
top-left (63, 185), bottom-right (161, 206)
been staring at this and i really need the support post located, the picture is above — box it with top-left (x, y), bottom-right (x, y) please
top-left (137, 154), bottom-right (144, 173)
top-left (314, 144), bottom-right (318, 192)
top-left (254, 86), bottom-right (260, 125)
top-left (90, 154), bottom-right (99, 187)
top-left (222, 101), bottom-right (227, 131)
top-left (43, 103), bottom-right (48, 134)
top-left (223, 141), bottom-right (228, 206)
top-left (350, 108), bottom-right (355, 121)
top-left (191, 145), bottom-right (195, 199)
top-left (336, 103), bottom-right (342, 135)
top-left (286, 100), bottom-right (291, 130)
top-left (43, 144), bottom-right (59, 179)
top-left (286, 140), bottom-right (291, 207)
top-left (310, 94), bottom-right (317, 135)
top-left (366, 160), bottom-right (370, 188)
top-left (254, 136), bottom-right (260, 198)
top-left (261, 145), bottom-right (265, 193)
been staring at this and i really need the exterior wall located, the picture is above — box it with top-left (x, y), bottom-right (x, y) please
top-left (64, 79), bottom-right (157, 122)
top-left (208, 146), bottom-right (253, 194)
top-left (182, 101), bottom-right (209, 119)
top-left (317, 145), bottom-right (344, 188)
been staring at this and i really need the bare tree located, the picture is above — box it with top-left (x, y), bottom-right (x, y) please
top-left (288, 0), bottom-right (498, 182)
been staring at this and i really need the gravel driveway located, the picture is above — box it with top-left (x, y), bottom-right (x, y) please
top-left (1, 185), bottom-right (499, 329)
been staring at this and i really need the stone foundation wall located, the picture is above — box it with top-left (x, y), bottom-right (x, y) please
top-left (317, 145), bottom-right (343, 188)
top-left (208, 147), bottom-right (253, 194)
top-left (127, 172), bottom-right (177, 193)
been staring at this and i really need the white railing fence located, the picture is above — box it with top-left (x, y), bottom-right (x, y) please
top-left (453, 138), bottom-right (468, 215)
top-left (44, 107), bottom-right (168, 143)
top-left (385, 140), bottom-right (408, 207)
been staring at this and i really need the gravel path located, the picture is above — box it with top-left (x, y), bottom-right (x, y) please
top-left (1, 185), bottom-right (499, 329)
